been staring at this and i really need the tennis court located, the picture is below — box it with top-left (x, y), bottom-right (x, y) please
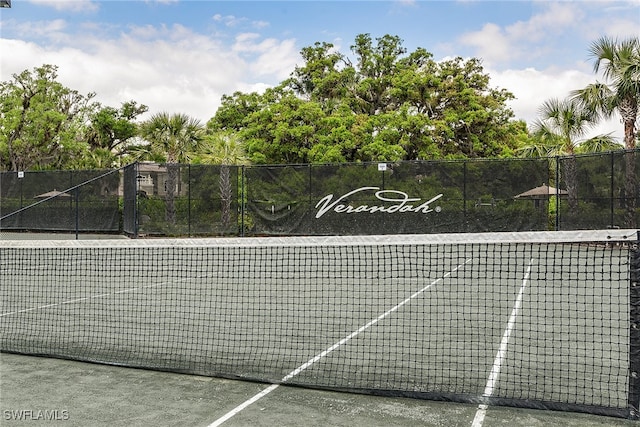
top-left (1, 230), bottom-right (639, 425)
top-left (2, 352), bottom-right (638, 427)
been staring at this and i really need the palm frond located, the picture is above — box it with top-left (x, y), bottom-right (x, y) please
top-left (576, 133), bottom-right (623, 153)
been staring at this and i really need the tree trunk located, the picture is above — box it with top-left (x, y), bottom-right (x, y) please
top-left (219, 164), bottom-right (232, 230)
top-left (563, 155), bottom-right (579, 213)
top-left (165, 162), bottom-right (178, 225)
top-left (623, 106), bottom-right (637, 228)
top-left (624, 150), bottom-right (637, 228)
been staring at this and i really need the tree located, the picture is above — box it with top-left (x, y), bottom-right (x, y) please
top-left (197, 131), bottom-right (249, 165)
top-left (209, 34), bottom-right (528, 164)
top-left (139, 112), bottom-right (205, 224)
top-left (348, 34), bottom-right (409, 116)
top-left (195, 132), bottom-right (249, 228)
top-left (0, 64), bottom-right (96, 171)
top-left (86, 101), bottom-right (148, 167)
top-left (0, 64), bottom-right (148, 171)
top-left (417, 56), bottom-right (525, 159)
top-left (520, 98), bottom-right (620, 211)
top-left (573, 36), bottom-right (639, 150)
top-left (571, 36), bottom-right (640, 226)
top-left (288, 41), bottom-right (350, 107)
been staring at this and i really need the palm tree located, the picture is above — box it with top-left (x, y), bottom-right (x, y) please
top-left (199, 131), bottom-right (249, 166)
top-left (571, 36), bottom-right (640, 226)
top-left (198, 132), bottom-right (249, 229)
top-left (519, 98), bottom-right (619, 211)
top-left (139, 112), bottom-right (204, 224)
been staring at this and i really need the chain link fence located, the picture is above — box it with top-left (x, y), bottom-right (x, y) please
top-left (2, 151), bottom-right (639, 237)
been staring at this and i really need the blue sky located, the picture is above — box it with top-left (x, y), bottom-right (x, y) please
top-left (1, 0), bottom-right (639, 140)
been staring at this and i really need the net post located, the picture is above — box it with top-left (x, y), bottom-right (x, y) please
top-left (629, 231), bottom-right (640, 419)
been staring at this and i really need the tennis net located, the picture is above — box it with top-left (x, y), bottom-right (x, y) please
top-left (1, 230), bottom-right (639, 418)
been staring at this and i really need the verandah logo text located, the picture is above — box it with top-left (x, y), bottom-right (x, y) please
top-left (315, 186), bottom-right (443, 219)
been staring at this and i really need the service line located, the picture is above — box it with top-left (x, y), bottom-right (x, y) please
top-left (472, 259), bottom-right (534, 427)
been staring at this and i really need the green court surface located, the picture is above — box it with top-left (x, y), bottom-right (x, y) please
top-left (1, 352), bottom-right (637, 427)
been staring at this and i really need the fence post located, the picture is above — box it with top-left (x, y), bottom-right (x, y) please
top-left (240, 165), bottom-right (245, 237)
top-left (463, 160), bottom-right (467, 232)
top-left (74, 188), bottom-right (79, 240)
top-left (611, 152), bottom-right (615, 229)
top-left (135, 162), bottom-right (139, 238)
top-left (188, 164), bottom-right (191, 237)
top-left (555, 156), bottom-right (560, 231)
top-left (628, 231), bottom-right (640, 419)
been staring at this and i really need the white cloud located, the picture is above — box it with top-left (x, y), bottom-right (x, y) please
top-left (505, 2), bottom-right (581, 41)
top-left (458, 2), bottom-right (586, 67)
top-left (127, 23), bottom-right (163, 40)
top-left (9, 18), bottom-right (68, 39)
top-left (0, 39), bottom-right (49, 77)
top-left (0, 22), bottom-right (299, 123)
top-left (252, 20), bottom-right (270, 30)
top-left (212, 14), bottom-right (247, 28)
top-left (27, 0), bottom-right (99, 13)
top-left (456, 1), bottom-right (629, 142)
top-left (489, 67), bottom-right (623, 140)
top-left (583, 15), bottom-right (640, 41)
top-left (458, 23), bottom-right (511, 65)
top-left (250, 38), bottom-right (299, 79)
top-left (233, 33), bottom-right (300, 79)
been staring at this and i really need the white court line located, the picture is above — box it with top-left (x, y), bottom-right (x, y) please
top-left (208, 259), bottom-right (472, 427)
top-left (471, 259), bottom-right (534, 427)
top-left (0, 276), bottom-right (206, 317)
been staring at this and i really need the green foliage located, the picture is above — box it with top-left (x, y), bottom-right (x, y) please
top-left (208, 33), bottom-right (528, 164)
top-left (137, 113), bottom-right (206, 225)
top-left (7, 36), bottom-right (633, 172)
top-left (0, 64), bottom-right (148, 171)
top-left (86, 101), bottom-right (148, 166)
top-left (138, 112), bottom-right (205, 163)
top-left (0, 64), bottom-right (97, 171)
top-left (192, 132), bottom-right (249, 166)
top-left (573, 36), bottom-right (640, 150)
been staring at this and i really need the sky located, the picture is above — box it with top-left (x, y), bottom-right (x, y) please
top-left (1, 0), bottom-right (639, 142)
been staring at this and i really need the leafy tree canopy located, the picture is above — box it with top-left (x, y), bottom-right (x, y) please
top-left (0, 64), bottom-right (96, 171)
top-left (0, 64), bottom-right (149, 171)
top-left (208, 33), bottom-right (529, 164)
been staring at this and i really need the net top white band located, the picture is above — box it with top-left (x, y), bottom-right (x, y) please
top-left (1, 229), bottom-right (637, 248)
